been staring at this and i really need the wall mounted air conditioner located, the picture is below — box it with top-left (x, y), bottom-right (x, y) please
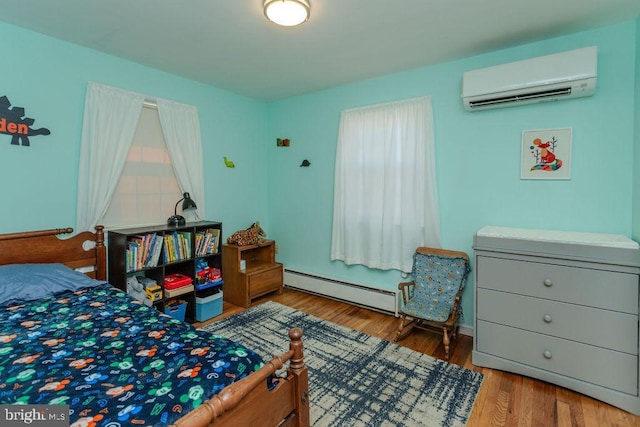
top-left (462, 46), bottom-right (597, 111)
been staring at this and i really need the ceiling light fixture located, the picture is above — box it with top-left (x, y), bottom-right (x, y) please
top-left (263, 0), bottom-right (310, 27)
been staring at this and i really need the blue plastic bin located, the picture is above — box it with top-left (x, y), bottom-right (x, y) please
top-left (196, 290), bottom-right (223, 321)
top-left (164, 300), bottom-right (187, 321)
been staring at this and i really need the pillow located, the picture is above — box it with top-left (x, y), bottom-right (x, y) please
top-left (0, 263), bottom-right (106, 304)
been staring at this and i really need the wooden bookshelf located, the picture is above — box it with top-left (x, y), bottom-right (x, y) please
top-left (107, 221), bottom-right (223, 322)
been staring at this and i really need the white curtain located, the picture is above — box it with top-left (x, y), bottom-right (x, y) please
top-left (76, 82), bottom-right (144, 232)
top-left (157, 99), bottom-right (205, 221)
top-left (330, 96), bottom-right (441, 272)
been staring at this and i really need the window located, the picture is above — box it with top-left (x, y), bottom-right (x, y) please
top-left (76, 82), bottom-right (205, 233)
top-left (330, 97), bottom-right (441, 272)
top-left (100, 106), bottom-right (183, 228)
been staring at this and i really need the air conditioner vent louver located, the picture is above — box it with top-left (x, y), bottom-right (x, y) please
top-left (468, 87), bottom-right (572, 108)
top-left (462, 46), bottom-right (597, 111)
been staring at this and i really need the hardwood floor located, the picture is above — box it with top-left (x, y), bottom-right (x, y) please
top-left (196, 288), bottom-right (640, 427)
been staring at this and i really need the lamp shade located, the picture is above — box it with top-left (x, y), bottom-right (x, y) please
top-left (264, 0), bottom-right (310, 27)
top-left (181, 193), bottom-right (197, 211)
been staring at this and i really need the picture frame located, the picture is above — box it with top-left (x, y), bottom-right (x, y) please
top-left (521, 127), bottom-right (572, 180)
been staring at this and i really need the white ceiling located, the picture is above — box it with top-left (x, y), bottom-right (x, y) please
top-left (1, 0), bottom-right (639, 101)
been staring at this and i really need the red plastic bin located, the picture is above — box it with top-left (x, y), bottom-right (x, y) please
top-left (164, 273), bottom-right (192, 290)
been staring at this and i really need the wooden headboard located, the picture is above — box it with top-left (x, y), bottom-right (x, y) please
top-left (0, 226), bottom-right (107, 280)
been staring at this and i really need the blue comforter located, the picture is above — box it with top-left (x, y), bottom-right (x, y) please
top-left (0, 284), bottom-right (264, 426)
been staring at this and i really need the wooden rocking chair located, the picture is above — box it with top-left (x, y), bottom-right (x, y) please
top-left (394, 247), bottom-right (470, 360)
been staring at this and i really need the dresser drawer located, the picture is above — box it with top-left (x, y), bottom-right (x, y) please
top-left (476, 320), bottom-right (638, 395)
top-left (477, 288), bottom-right (638, 354)
top-left (248, 264), bottom-right (283, 298)
top-left (476, 256), bottom-right (638, 314)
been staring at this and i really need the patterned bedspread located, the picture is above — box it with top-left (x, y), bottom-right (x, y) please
top-left (0, 284), bottom-right (264, 426)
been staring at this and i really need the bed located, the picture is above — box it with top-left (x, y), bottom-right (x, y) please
top-left (0, 226), bottom-right (309, 427)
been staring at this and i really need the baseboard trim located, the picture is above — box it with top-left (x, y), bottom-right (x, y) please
top-left (284, 269), bottom-right (398, 316)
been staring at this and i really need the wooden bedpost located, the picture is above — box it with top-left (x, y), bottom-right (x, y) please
top-left (94, 225), bottom-right (107, 281)
top-left (288, 327), bottom-right (310, 426)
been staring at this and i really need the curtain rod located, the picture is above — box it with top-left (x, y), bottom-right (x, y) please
top-left (341, 95), bottom-right (430, 114)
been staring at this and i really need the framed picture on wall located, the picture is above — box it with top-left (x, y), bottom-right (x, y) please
top-left (521, 127), bottom-right (572, 180)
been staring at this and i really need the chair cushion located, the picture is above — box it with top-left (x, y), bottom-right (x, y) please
top-left (401, 252), bottom-right (469, 322)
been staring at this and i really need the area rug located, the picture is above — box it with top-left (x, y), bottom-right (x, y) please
top-left (202, 301), bottom-right (483, 427)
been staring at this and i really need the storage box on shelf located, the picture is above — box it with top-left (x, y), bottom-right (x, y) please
top-left (222, 240), bottom-right (283, 308)
top-left (164, 299), bottom-right (188, 321)
top-left (108, 221), bottom-right (223, 323)
top-left (196, 287), bottom-right (223, 322)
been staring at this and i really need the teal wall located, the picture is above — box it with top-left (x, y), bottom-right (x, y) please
top-left (0, 19), bottom-right (637, 328)
top-left (0, 22), bottom-right (269, 236)
top-left (267, 22), bottom-right (638, 325)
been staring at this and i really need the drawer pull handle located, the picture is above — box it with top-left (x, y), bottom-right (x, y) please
top-left (543, 314), bottom-right (552, 323)
top-left (543, 350), bottom-right (552, 359)
top-left (543, 279), bottom-right (553, 287)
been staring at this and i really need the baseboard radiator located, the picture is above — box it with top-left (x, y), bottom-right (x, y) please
top-left (283, 269), bottom-right (399, 316)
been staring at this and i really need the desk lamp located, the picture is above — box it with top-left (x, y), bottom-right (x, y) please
top-left (167, 192), bottom-right (197, 226)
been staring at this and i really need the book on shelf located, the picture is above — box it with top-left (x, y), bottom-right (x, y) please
top-left (144, 236), bottom-right (157, 266)
top-left (163, 235), bottom-right (174, 263)
top-left (125, 233), bottom-right (163, 271)
top-left (195, 231), bottom-right (206, 256)
top-left (150, 235), bottom-right (163, 267)
top-left (195, 228), bottom-right (221, 256)
top-left (178, 231), bottom-right (192, 259)
top-left (126, 241), bottom-right (137, 272)
top-left (162, 231), bottom-right (193, 263)
top-left (209, 228), bottom-right (220, 254)
top-left (128, 237), bottom-right (143, 271)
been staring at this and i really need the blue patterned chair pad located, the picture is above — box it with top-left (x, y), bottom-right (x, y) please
top-left (401, 251), bottom-right (470, 322)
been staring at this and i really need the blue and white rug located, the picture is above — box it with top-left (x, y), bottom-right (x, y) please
top-left (203, 301), bottom-right (483, 427)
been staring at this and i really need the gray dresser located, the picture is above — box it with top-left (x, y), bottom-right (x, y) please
top-left (473, 226), bottom-right (640, 415)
